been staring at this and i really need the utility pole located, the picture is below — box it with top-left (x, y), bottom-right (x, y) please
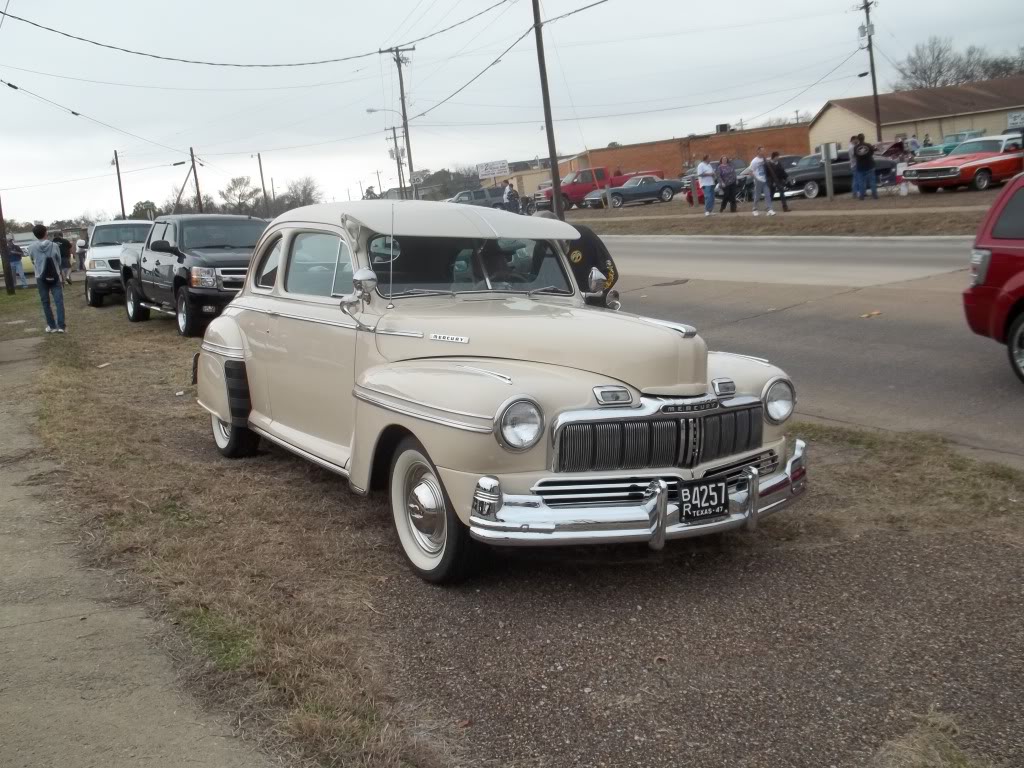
top-left (531, 0), bottom-right (563, 220)
top-left (358, 180), bottom-right (364, 199)
top-left (859, 0), bottom-right (882, 142)
top-left (190, 147), bottom-right (204, 213)
top-left (271, 178), bottom-right (276, 200)
top-left (391, 127), bottom-right (406, 198)
top-left (794, 110), bottom-right (801, 124)
top-left (375, 170), bottom-right (383, 194)
top-left (0, 193), bottom-right (14, 295)
top-left (256, 153), bottom-right (269, 217)
top-left (381, 46), bottom-right (418, 200)
top-left (113, 150), bottom-right (126, 219)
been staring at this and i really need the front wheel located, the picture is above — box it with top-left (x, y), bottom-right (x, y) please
top-left (802, 180), bottom-right (820, 199)
top-left (175, 288), bottom-right (201, 337)
top-left (85, 280), bottom-right (104, 307)
top-left (611, 194), bottom-right (624, 209)
top-left (660, 187), bottom-right (674, 202)
top-left (972, 170), bottom-right (992, 191)
top-left (211, 413), bottom-right (260, 458)
top-left (389, 436), bottom-right (477, 583)
top-left (125, 278), bottom-right (150, 322)
top-left (1008, 313), bottom-right (1024, 385)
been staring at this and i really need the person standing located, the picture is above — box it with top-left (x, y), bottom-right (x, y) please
top-left (5, 234), bottom-right (29, 289)
top-left (765, 152), bottom-right (791, 213)
top-left (923, 133), bottom-right (933, 147)
top-left (853, 133), bottom-right (878, 200)
top-left (696, 154), bottom-right (716, 216)
top-left (908, 134), bottom-right (921, 154)
top-left (748, 147), bottom-right (774, 216)
top-left (717, 156), bottom-right (738, 213)
top-left (28, 224), bottom-right (66, 333)
top-left (501, 180), bottom-right (512, 211)
top-left (51, 229), bottom-right (73, 285)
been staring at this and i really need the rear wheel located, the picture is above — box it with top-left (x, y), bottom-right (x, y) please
top-left (1008, 313), bottom-right (1024, 385)
top-left (389, 436), bottom-right (477, 583)
top-left (125, 279), bottom-right (150, 322)
top-left (85, 280), bottom-right (104, 307)
top-left (660, 186), bottom-right (674, 202)
top-left (175, 288), bottom-right (201, 337)
top-left (211, 413), bottom-right (260, 458)
top-left (802, 180), bottom-right (820, 199)
top-left (611, 194), bottom-right (624, 209)
top-left (972, 169), bottom-right (992, 191)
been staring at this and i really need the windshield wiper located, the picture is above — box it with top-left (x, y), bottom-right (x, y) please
top-left (193, 243), bottom-right (242, 249)
top-left (387, 288), bottom-right (455, 298)
top-left (528, 285), bottom-right (570, 297)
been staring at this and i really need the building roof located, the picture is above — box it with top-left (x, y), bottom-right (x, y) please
top-left (280, 201), bottom-right (581, 240)
top-left (815, 75), bottom-right (1024, 127)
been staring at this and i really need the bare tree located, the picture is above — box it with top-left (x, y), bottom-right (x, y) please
top-left (283, 177), bottom-right (324, 207)
top-left (893, 37), bottom-right (1024, 90)
top-left (218, 177), bottom-right (261, 213)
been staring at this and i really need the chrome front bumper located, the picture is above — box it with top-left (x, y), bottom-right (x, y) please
top-left (469, 440), bottom-right (807, 548)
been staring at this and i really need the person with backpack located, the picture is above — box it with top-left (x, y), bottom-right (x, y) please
top-left (28, 224), bottom-right (67, 333)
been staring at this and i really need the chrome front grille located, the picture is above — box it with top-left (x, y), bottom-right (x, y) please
top-left (216, 267), bottom-right (247, 292)
top-left (912, 167), bottom-right (956, 178)
top-left (555, 405), bottom-right (764, 473)
top-left (535, 449), bottom-right (778, 507)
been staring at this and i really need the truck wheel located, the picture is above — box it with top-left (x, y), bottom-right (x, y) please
top-left (389, 436), bottom-right (477, 584)
top-left (85, 280), bottom-right (104, 307)
top-left (211, 413), bottom-right (260, 458)
top-left (175, 288), bottom-right (201, 337)
top-left (972, 170), bottom-right (992, 191)
top-left (562, 195), bottom-right (572, 211)
top-left (660, 187), bottom-right (674, 202)
top-left (611, 194), bottom-right (624, 208)
top-left (802, 180), bottom-right (820, 199)
top-left (1008, 313), bottom-right (1024, 385)
top-left (125, 279), bottom-right (150, 322)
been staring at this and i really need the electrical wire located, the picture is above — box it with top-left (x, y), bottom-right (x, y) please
top-left (1, 78), bottom-right (188, 156)
top-left (1, 162), bottom-right (178, 192)
top-left (0, 0), bottom-right (11, 34)
top-left (743, 49), bottom-right (861, 124)
top-left (0, 1), bottom-right (511, 68)
top-left (202, 129), bottom-right (385, 157)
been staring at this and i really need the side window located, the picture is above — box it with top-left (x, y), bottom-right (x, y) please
top-left (992, 188), bottom-right (1024, 239)
top-left (595, 169), bottom-right (606, 181)
top-left (254, 237), bottom-right (283, 290)
top-left (473, 189), bottom-right (487, 200)
top-left (163, 224), bottom-right (177, 247)
top-left (285, 232), bottom-right (348, 298)
top-left (148, 223), bottom-right (166, 246)
top-left (578, 170), bottom-right (594, 183)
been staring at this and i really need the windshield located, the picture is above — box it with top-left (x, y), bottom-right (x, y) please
top-left (369, 235), bottom-right (574, 298)
top-left (622, 177), bottom-right (642, 187)
top-left (89, 223), bottom-right (152, 247)
top-left (949, 139), bottom-right (1002, 156)
top-left (796, 155), bottom-right (820, 168)
top-left (560, 172), bottom-right (578, 185)
top-left (181, 219), bottom-right (267, 249)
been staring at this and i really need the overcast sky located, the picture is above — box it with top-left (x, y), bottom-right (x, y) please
top-left (1, 0), bottom-right (1021, 222)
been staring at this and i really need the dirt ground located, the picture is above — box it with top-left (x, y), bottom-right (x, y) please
top-left (1, 290), bottom-right (1021, 767)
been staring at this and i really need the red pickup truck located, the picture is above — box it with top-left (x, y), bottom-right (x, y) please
top-left (963, 171), bottom-right (1024, 383)
top-left (536, 167), bottom-right (664, 210)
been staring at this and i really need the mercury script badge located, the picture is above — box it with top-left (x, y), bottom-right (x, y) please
top-left (430, 333), bottom-right (469, 344)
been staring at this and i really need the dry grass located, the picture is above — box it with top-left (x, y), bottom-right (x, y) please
top-left (582, 211), bottom-right (985, 237)
top-left (874, 710), bottom-right (995, 768)
top-left (0, 287), bottom-right (41, 341)
top-left (31, 297), bottom-right (456, 767)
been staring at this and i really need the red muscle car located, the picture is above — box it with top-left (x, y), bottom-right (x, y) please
top-left (902, 133), bottom-right (1023, 192)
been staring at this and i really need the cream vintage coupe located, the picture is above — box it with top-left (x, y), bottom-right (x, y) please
top-left (195, 202), bottom-right (807, 582)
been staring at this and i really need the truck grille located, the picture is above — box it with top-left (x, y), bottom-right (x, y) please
top-left (555, 405), bottom-right (763, 473)
top-left (535, 449), bottom-right (778, 507)
top-left (107, 258), bottom-right (121, 271)
top-left (216, 268), bottom-right (247, 292)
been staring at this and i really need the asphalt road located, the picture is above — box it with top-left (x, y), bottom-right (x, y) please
top-left (604, 235), bottom-right (1024, 465)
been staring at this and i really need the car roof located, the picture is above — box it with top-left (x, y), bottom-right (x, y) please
top-left (280, 201), bottom-right (581, 240)
top-left (92, 219), bottom-right (153, 227)
top-left (155, 214), bottom-right (266, 222)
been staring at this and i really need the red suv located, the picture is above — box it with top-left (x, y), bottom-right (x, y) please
top-left (963, 172), bottom-right (1024, 383)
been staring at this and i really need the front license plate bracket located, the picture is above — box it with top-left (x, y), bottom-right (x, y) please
top-left (679, 479), bottom-right (729, 522)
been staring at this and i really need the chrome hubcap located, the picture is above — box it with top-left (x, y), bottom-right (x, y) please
top-left (404, 464), bottom-right (446, 556)
top-left (177, 298), bottom-right (186, 331)
top-left (127, 294), bottom-right (134, 314)
top-left (214, 417), bottom-right (231, 445)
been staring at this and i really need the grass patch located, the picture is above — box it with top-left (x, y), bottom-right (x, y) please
top-left (0, 287), bottom-right (41, 340)
top-left (874, 710), bottom-right (994, 768)
top-left (181, 606), bottom-right (257, 671)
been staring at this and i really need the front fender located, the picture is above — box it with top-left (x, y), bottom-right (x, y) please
top-left (707, 351), bottom-right (792, 443)
top-left (196, 316), bottom-right (248, 425)
top-left (349, 358), bottom-right (639, 493)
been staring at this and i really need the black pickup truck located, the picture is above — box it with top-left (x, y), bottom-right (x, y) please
top-left (120, 214), bottom-right (267, 336)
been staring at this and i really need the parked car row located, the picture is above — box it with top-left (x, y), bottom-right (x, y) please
top-left (72, 201), bottom-right (810, 583)
top-left (902, 130), bottom-right (1023, 193)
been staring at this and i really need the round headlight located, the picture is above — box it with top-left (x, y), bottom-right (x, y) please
top-left (496, 398), bottom-right (544, 451)
top-left (763, 379), bottom-right (795, 424)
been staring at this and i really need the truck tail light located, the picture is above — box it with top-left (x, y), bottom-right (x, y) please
top-left (969, 248), bottom-right (991, 286)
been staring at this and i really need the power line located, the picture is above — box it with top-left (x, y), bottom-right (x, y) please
top-left (202, 129), bottom-right (385, 157)
top-left (0, 1), bottom-right (511, 68)
top-left (742, 49), bottom-right (861, 124)
top-left (1, 163), bottom-right (178, 192)
top-left (0, 61), bottom-right (375, 92)
top-left (0, 0), bottom-right (11, 34)
top-left (1, 78), bottom-right (187, 156)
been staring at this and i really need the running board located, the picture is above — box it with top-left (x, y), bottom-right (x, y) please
top-left (140, 302), bottom-right (175, 316)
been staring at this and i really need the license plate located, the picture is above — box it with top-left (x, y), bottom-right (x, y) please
top-left (679, 479), bottom-right (728, 522)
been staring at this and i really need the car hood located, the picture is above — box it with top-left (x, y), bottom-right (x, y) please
top-left (373, 297), bottom-right (708, 396)
top-left (183, 247), bottom-right (254, 267)
top-left (910, 152), bottom-right (997, 168)
top-left (87, 244), bottom-right (129, 259)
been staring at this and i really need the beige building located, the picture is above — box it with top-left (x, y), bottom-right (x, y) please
top-left (809, 76), bottom-right (1024, 149)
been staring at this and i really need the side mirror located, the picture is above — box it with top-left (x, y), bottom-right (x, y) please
top-left (605, 289), bottom-right (622, 311)
top-left (587, 266), bottom-right (607, 293)
top-left (76, 239), bottom-right (86, 249)
top-left (150, 239), bottom-right (171, 253)
top-left (352, 268), bottom-right (378, 301)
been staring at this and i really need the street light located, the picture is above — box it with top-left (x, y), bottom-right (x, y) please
top-left (366, 107), bottom-right (400, 116)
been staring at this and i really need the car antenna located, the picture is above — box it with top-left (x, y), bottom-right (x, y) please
top-left (386, 202), bottom-right (395, 310)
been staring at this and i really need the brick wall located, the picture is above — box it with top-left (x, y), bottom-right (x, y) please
top-left (558, 124), bottom-right (811, 177)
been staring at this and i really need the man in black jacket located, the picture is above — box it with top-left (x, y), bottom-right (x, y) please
top-left (765, 152), bottom-right (790, 212)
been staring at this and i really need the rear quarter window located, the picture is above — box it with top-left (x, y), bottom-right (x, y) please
top-left (992, 187), bottom-right (1024, 239)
